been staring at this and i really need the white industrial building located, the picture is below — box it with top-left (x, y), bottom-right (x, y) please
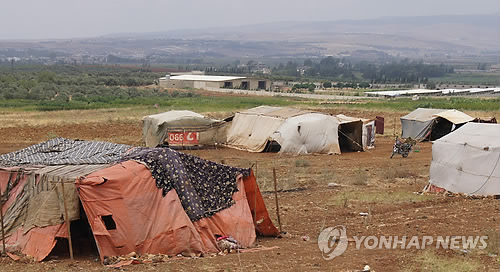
top-left (158, 74), bottom-right (271, 91)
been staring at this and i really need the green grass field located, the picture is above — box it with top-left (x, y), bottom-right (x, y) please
top-left (431, 72), bottom-right (500, 86)
top-left (1, 95), bottom-right (499, 113)
top-left (319, 97), bottom-right (500, 112)
top-left (0, 96), bottom-right (307, 112)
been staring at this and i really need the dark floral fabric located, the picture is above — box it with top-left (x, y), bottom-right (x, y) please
top-left (124, 147), bottom-right (250, 221)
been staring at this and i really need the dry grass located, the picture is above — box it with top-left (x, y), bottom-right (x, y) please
top-left (0, 106), bottom-right (244, 129)
top-left (406, 250), bottom-right (482, 272)
top-left (294, 158), bottom-right (311, 167)
top-left (329, 191), bottom-right (433, 206)
top-left (484, 229), bottom-right (500, 256)
top-left (318, 168), bottom-right (336, 185)
top-left (383, 162), bottom-right (418, 182)
top-left (351, 166), bottom-right (369, 186)
top-left (0, 107), bottom-right (150, 128)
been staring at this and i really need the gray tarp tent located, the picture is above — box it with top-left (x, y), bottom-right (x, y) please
top-left (428, 123), bottom-right (500, 196)
top-left (142, 110), bottom-right (229, 147)
top-left (400, 108), bottom-right (474, 140)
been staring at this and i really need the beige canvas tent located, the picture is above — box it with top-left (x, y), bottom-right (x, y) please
top-left (142, 110), bottom-right (229, 148)
top-left (336, 114), bottom-right (376, 150)
top-left (400, 108), bottom-right (474, 140)
top-left (428, 123), bottom-right (500, 196)
top-left (226, 106), bottom-right (368, 154)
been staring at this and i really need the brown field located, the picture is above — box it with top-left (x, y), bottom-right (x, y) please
top-left (0, 106), bottom-right (499, 272)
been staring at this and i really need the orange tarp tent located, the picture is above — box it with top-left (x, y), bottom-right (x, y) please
top-left (1, 141), bottom-right (278, 262)
top-left (77, 160), bottom-right (278, 260)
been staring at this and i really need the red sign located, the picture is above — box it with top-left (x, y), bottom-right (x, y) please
top-left (168, 132), bottom-right (199, 145)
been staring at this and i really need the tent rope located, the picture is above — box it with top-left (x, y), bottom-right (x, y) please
top-left (468, 152), bottom-right (500, 195)
top-left (337, 129), bottom-right (376, 157)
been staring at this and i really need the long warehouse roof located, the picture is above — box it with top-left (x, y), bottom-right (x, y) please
top-left (169, 75), bottom-right (247, 82)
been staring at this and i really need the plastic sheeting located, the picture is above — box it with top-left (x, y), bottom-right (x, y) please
top-left (77, 161), bottom-right (278, 260)
top-left (401, 108), bottom-right (474, 140)
top-left (123, 147), bottom-right (250, 221)
top-left (0, 138), bottom-right (132, 167)
top-left (226, 106), bottom-right (312, 153)
top-left (1, 140), bottom-right (278, 262)
top-left (142, 110), bottom-right (227, 147)
top-left (433, 109), bottom-right (475, 124)
top-left (429, 123), bottom-right (500, 195)
top-left (226, 106), bottom-right (365, 154)
top-left (272, 113), bottom-right (341, 154)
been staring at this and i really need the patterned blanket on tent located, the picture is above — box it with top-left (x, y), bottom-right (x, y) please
top-left (0, 138), bottom-right (133, 167)
top-left (124, 147), bottom-right (251, 221)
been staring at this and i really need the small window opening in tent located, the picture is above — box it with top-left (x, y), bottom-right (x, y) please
top-left (224, 81), bottom-right (233, 88)
top-left (339, 122), bottom-right (363, 153)
top-left (47, 202), bottom-right (99, 260)
top-left (258, 81), bottom-right (267, 89)
top-left (102, 215), bottom-right (117, 230)
top-left (241, 81), bottom-right (249, 90)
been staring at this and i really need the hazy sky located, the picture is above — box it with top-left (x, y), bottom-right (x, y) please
top-left (1, 0), bottom-right (498, 40)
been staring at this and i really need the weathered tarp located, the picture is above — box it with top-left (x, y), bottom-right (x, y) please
top-left (124, 147), bottom-right (250, 221)
top-left (272, 113), bottom-right (342, 154)
top-left (226, 106), bottom-right (312, 152)
top-left (226, 106), bottom-right (364, 154)
top-left (1, 139), bottom-right (279, 262)
top-left (429, 123), bottom-right (500, 195)
top-left (0, 138), bottom-right (132, 166)
top-left (0, 164), bottom-right (109, 261)
top-left (433, 109), bottom-right (475, 124)
top-left (142, 110), bottom-right (228, 147)
top-left (401, 108), bottom-right (474, 140)
top-left (401, 108), bottom-right (445, 140)
top-left (362, 119), bottom-right (376, 149)
top-left (77, 161), bottom-right (278, 260)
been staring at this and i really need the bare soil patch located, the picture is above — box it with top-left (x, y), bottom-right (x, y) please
top-left (0, 108), bottom-right (498, 272)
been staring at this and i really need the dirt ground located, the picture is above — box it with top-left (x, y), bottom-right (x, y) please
top-left (0, 107), bottom-right (499, 272)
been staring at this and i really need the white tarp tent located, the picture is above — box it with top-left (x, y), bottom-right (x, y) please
top-left (142, 110), bottom-right (228, 147)
top-left (429, 123), bottom-right (500, 196)
top-left (226, 106), bottom-right (366, 154)
top-left (272, 113), bottom-right (343, 154)
top-left (401, 108), bottom-right (474, 140)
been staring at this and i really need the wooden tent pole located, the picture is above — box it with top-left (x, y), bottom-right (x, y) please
top-left (0, 181), bottom-right (6, 255)
top-left (393, 115), bottom-right (397, 136)
top-left (272, 167), bottom-right (282, 233)
top-left (60, 179), bottom-right (74, 260)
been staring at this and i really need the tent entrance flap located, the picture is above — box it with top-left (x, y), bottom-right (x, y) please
top-left (263, 140), bottom-right (281, 152)
top-left (339, 121), bottom-right (363, 152)
top-left (49, 203), bottom-right (99, 259)
top-left (430, 117), bottom-right (465, 141)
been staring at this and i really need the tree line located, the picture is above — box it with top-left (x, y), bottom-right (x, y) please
top-left (0, 65), bottom-right (172, 102)
top-left (273, 57), bottom-right (453, 83)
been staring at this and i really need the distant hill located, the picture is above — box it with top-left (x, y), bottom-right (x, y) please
top-left (1, 14), bottom-right (498, 65)
top-left (104, 14), bottom-right (500, 61)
